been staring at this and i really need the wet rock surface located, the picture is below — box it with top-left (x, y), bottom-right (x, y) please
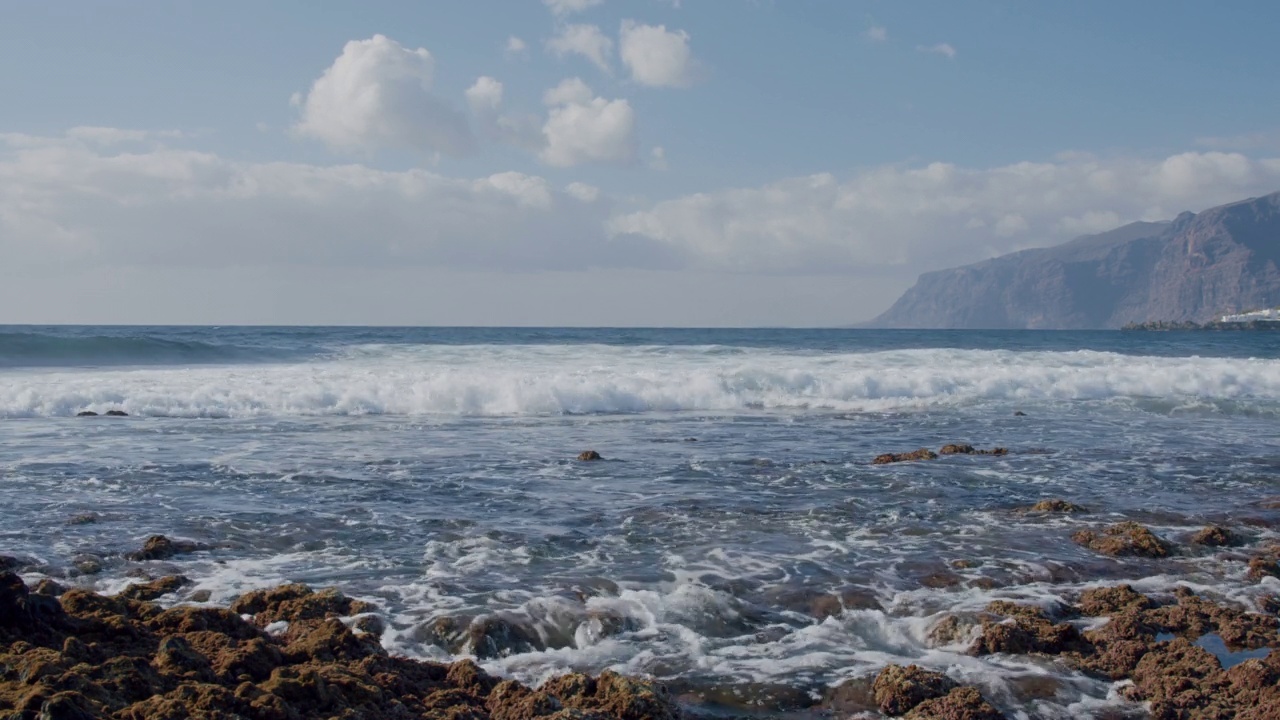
top-left (0, 574), bottom-right (682, 720)
top-left (966, 583), bottom-right (1280, 717)
top-left (125, 535), bottom-right (207, 562)
top-left (577, 450), bottom-right (603, 461)
top-left (866, 664), bottom-right (1005, 719)
top-left (1071, 521), bottom-right (1173, 558)
top-left (873, 448), bottom-right (938, 464)
top-left (1190, 525), bottom-right (1242, 547)
top-left (1022, 499), bottom-right (1088, 513)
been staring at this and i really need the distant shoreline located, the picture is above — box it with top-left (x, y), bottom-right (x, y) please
top-left (1122, 320), bottom-right (1280, 331)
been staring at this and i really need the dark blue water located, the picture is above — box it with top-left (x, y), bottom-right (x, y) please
top-left (2, 325), bottom-right (1279, 718)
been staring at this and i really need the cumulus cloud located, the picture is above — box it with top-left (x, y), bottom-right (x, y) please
top-left (547, 23), bottom-right (614, 74)
top-left (918, 42), bottom-right (957, 59)
top-left (466, 76), bottom-right (504, 114)
top-left (7, 130), bottom-right (1280, 286)
top-left (505, 36), bottom-right (528, 56)
top-left (544, 0), bottom-right (603, 16)
top-left (292, 35), bottom-right (474, 156)
top-left (866, 26), bottom-right (888, 42)
top-left (607, 151), bottom-right (1280, 273)
top-left (539, 79), bottom-right (636, 166)
top-left (0, 130), bottom-right (646, 273)
top-left (618, 20), bottom-right (698, 87)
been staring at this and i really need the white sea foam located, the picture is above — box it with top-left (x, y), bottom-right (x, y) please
top-left (2, 344), bottom-right (1280, 418)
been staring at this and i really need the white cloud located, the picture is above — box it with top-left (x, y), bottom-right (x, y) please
top-left (466, 76), bottom-right (504, 114)
top-left (0, 130), bottom-right (639, 274)
top-left (544, 0), bottom-right (603, 16)
top-left (539, 79), bottom-right (636, 166)
top-left (292, 35), bottom-right (473, 156)
top-left (505, 36), bottom-right (528, 56)
top-left (866, 26), bottom-right (888, 42)
top-left (917, 42), bottom-right (957, 59)
top-left (565, 181), bottom-right (601, 202)
top-left (649, 145), bottom-right (668, 170)
top-left (608, 151), bottom-right (1280, 273)
top-left (618, 20), bottom-right (698, 87)
top-left (547, 24), bottom-right (614, 74)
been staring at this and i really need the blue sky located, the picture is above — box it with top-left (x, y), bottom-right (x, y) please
top-left (3, 1), bottom-right (1280, 325)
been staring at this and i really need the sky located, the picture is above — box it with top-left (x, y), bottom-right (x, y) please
top-left (3, 0), bottom-right (1280, 326)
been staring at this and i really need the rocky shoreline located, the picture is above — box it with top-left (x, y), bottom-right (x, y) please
top-left (5, 523), bottom-right (1280, 720)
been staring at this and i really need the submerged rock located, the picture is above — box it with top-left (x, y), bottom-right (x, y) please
top-left (1023, 499), bottom-right (1088, 513)
top-left (873, 448), bottom-right (938, 465)
top-left (577, 450), bottom-right (603, 461)
top-left (940, 444), bottom-right (1010, 456)
top-left (465, 614), bottom-right (544, 659)
top-left (1071, 521), bottom-right (1172, 558)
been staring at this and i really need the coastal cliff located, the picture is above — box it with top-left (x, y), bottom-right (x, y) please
top-left (869, 192), bottom-right (1280, 329)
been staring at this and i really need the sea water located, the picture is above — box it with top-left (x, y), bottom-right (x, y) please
top-left (3, 326), bottom-right (1280, 718)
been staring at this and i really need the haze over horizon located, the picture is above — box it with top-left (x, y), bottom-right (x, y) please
top-left (5, 0), bottom-right (1280, 326)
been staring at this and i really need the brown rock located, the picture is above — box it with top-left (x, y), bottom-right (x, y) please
top-left (465, 614), bottom-right (544, 659)
top-left (578, 450), bottom-right (603, 461)
top-left (1191, 524), bottom-right (1242, 547)
top-left (1248, 556), bottom-right (1280, 581)
top-left (125, 535), bottom-right (203, 562)
top-left (940, 444), bottom-right (975, 455)
top-left (1071, 521), bottom-right (1172, 558)
top-left (871, 664), bottom-right (958, 715)
top-left (1077, 584), bottom-right (1153, 616)
top-left (119, 575), bottom-right (190, 602)
top-left (229, 583), bottom-right (376, 625)
top-left (873, 448), bottom-right (939, 465)
top-left (1024, 499), bottom-right (1088, 513)
top-left (905, 686), bottom-right (1006, 720)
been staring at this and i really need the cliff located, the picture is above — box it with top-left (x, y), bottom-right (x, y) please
top-left (869, 192), bottom-right (1280, 329)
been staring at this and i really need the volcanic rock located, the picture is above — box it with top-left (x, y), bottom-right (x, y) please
top-left (871, 664), bottom-right (958, 715)
top-left (1023, 499), bottom-right (1088, 513)
top-left (873, 448), bottom-right (938, 465)
top-left (1071, 521), bottom-right (1172, 558)
top-left (1191, 525), bottom-right (1242, 547)
top-left (126, 535), bottom-right (204, 562)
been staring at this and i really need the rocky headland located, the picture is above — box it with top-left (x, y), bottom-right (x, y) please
top-left (868, 191), bottom-right (1280, 329)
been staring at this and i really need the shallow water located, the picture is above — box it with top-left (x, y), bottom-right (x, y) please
top-left (3, 326), bottom-right (1280, 718)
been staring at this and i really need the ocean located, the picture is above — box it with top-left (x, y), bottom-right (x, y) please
top-left (3, 325), bottom-right (1280, 717)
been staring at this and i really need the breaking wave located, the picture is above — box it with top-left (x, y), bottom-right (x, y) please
top-left (3, 344), bottom-right (1280, 418)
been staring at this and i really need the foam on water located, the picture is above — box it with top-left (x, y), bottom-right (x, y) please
top-left (3, 344), bottom-right (1280, 418)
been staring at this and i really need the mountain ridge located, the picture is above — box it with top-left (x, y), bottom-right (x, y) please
top-left (868, 191), bottom-right (1280, 329)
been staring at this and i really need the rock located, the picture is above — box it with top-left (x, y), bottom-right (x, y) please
top-left (229, 584), bottom-right (375, 625)
top-left (823, 676), bottom-right (877, 715)
top-left (465, 614), bottom-right (544, 659)
top-left (673, 679), bottom-right (818, 714)
top-left (119, 575), bottom-right (190, 602)
top-left (928, 614), bottom-right (979, 647)
top-left (940, 444), bottom-right (976, 455)
top-left (577, 450), bottom-right (603, 461)
top-left (1191, 524), bottom-right (1242, 547)
top-left (126, 535), bottom-right (203, 562)
top-left (0, 555), bottom-right (21, 572)
top-left (104, 410), bottom-right (129, 417)
top-left (1013, 411), bottom-right (1027, 416)
top-left (32, 578), bottom-right (67, 597)
top-left (1024, 499), bottom-right (1088, 513)
top-left (1071, 521), bottom-right (1172, 558)
top-left (871, 664), bottom-right (958, 715)
top-left (0, 575), bottom-right (670, 720)
top-left (970, 603), bottom-right (1083, 656)
top-left (66, 513), bottom-right (99, 525)
top-left (1248, 557), bottom-right (1280, 581)
top-left (1077, 584), bottom-right (1153, 616)
top-left (905, 686), bottom-right (1006, 720)
top-left (76, 411), bottom-right (99, 417)
top-left (873, 448), bottom-right (938, 465)
top-left (542, 670), bottom-right (680, 720)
